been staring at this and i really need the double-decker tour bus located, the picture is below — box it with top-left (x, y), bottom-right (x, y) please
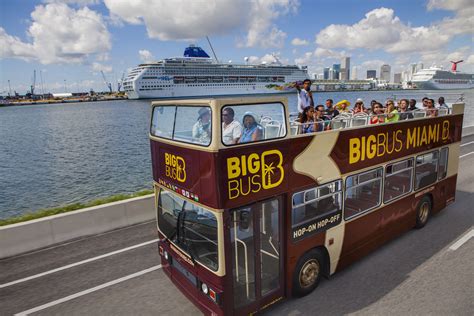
top-left (149, 96), bottom-right (464, 315)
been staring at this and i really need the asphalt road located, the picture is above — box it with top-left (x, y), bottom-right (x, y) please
top-left (1, 134), bottom-right (473, 316)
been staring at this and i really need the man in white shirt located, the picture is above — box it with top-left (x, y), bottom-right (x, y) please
top-left (222, 107), bottom-right (242, 145)
top-left (297, 79), bottom-right (314, 113)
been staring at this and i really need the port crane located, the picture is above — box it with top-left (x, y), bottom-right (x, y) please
top-left (450, 60), bottom-right (463, 72)
top-left (100, 70), bottom-right (113, 93)
top-left (117, 71), bottom-right (125, 92)
top-left (31, 70), bottom-right (36, 95)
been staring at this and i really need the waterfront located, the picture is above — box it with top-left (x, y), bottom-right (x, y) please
top-left (0, 89), bottom-right (472, 219)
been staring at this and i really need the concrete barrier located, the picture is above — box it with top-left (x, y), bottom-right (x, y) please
top-left (0, 194), bottom-right (155, 259)
top-left (462, 125), bottom-right (474, 137)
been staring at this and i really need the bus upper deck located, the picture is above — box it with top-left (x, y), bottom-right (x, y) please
top-left (150, 96), bottom-right (464, 210)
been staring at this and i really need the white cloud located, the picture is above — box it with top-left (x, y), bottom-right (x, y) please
top-left (0, 3), bottom-right (111, 64)
top-left (314, 47), bottom-right (346, 59)
top-left (91, 62), bottom-right (113, 73)
top-left (139, 49), bottom-right (154, 63)
top-left (294, 52), bottom-right (313, 65)
top-left (104, 0), bottom-right (298, 48)
top-left (247, 52), bottom-right (289, 65)
top-left (427, 0), bottom-right (472, 11)
top-left (315, 7), bottom-right (451, 54)
top-left (291, 38), bottom-right (309, 46)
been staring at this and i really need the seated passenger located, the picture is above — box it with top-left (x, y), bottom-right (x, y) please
top-left (370, 102), bottom-right (385, 124)
top-left (222, 107), bottom-right (242, 144)
top-left (325, 99), bottom-right (340, 119)
top-left (239, 112), bottom-right (263, 143)
top-left (408, 99), bottom-right (417, 111)
top-left (398, 99), bottom-right (414, 120)
top-left (300, 105), bottom-right (318, 133)
top-left (335, 99), bottom-right (351, 113)
top-left (315, 104), bottom-right (329, 131)
top-left (426, 98), bottom-right (437, 117)
top-left (385, 100), bottom-right (399, 123)
top-left (352, 98), bottom-right (367, 114)
top-left (192, 107), bottom-right (211, 144)
top-left (438, 96), bottom-right (449, 109)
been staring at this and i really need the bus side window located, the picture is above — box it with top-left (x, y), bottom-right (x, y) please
top-left (438, 147), bottom-right (449, 180)
top-left (415, 151), bottom-right (439, 190)
top-left (344, 168), bottom-right (383, 220)
top-left (383, 159), bottom-right (414, 203)
top-left (291, 180), bottom-right (342, 230)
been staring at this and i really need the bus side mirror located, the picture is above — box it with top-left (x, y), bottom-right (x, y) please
top-left (239, 211), bottom-right (251, 230)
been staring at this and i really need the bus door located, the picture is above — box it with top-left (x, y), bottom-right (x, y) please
top-left (230, 197), bottom-right (284, 314)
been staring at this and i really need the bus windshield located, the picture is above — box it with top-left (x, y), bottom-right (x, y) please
top-left (151, 105), bottom-right (212, 146)
top-left (158, 189), bottom-right (219, 271)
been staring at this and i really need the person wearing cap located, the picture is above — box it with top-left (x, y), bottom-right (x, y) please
top-left (192, 107), bottom-right (212, 144)
top-left (239, 112), bottom-right (263, 143)
top-left (335, 100), bottom-right (350, 112)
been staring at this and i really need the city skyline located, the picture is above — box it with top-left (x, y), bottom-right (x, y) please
top-left (1, 0), bottom-right (473, 94)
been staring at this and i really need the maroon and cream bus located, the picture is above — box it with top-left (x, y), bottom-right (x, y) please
top-left (149, 96), bottom-right (464, 315)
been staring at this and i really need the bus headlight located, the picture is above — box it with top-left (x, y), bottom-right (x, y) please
top-left (201, 283), bottom-right (209, 295)
top-left (164, 250), bottom-right (169, 260)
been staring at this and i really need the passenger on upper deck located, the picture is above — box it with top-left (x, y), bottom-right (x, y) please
top-left (335, 100), bottom-right (350, 113)
top-left (398, 99), bottom-right (414, 120)
top-left (422, 97), bottom-right (429, 109)
top-left (385, 100), bottom-right (399, 123)
top-left (300, 105), bottom-right (321, 133)
top-left (296, 79), bottom-right (314, 113)
top-left (426, 99), bottom-right (437, 117)
top-left (192, 107), bottom-right (211, 144)
top-left (409, 99), bottom-right (417, 111)
top-left (352, 98), bottom-right (367, 114)
top-left (438, 97), bottom-right (449, 109)
top-left (315, 105), bottom-right (328, 131)
top-left (239, 112), bottom-right (263, 143)
top-left (370, 102), bottom-right (385, 124)
top-left (222, 107), bottom-right (242, 145)
top-left (325, 99), bottom-right (339, 119)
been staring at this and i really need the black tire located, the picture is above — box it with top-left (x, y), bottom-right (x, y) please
top-left (292, 249), bottom-right (324, 297)
top-left (415, 196), bottom-right (432, 229)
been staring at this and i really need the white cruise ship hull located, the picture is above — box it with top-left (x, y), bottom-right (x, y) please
top-left (126, 82), bottom-right (301, 99)
top-left (413, 79), bottom-right (474, 90)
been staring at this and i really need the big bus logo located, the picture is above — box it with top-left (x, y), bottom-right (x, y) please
top-left (164, 153), bottom-right (186, 183)
top-left (226, 149), bottom-right (284, 199)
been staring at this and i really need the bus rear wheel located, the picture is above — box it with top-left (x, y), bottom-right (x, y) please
top-left (415, 196), bottom-right (431, 229)
top-left (292, 249), bottom-right (324, 297)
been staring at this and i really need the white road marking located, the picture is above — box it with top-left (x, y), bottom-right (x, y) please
top-left (14, 265), bottom-right (162, 316)
top-left (449, 229), bottom-right (474, 251)
top-left (459, 151), bottom-right (474, 159)
top-left (460, 141), bottom-right (474, 147)
top-left (0, 239), bottom-right (159, 289)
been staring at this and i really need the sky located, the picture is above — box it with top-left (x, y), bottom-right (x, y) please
top-left (0, 0), bottom-right (473, 94)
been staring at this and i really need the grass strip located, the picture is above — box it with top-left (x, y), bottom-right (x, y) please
top-left (0, 189), bottom-right (154, 227)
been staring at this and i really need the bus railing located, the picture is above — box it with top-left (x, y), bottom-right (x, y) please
top-left (289, 107), bottom-right (453, 135)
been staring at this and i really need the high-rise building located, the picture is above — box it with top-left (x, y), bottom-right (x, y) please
top-left (367, 70), bottom-right (376, 79)
top-left (323, 67), bottom-right (330, 80)
top-left (393, 73), bottom-right (402, 83)
top-left (340, 57), bottom-right (350, 80)
top-left (380, 64), bottom-right (391, 82)
top-left (332, 64), bottom-right (341, 80)
top-left (350, 66), bottom-right (358, 80)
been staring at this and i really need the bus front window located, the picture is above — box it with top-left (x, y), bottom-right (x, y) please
top-left (158, 189), bottom-right (219, 271)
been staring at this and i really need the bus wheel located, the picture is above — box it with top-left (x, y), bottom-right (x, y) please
top-left (292, 249), bottom-right (324, 297)
top-left (415, 196), bottom-right (431, 229)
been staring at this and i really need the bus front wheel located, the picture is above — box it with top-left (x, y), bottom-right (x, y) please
top-left (292, 249), bottom-right (324, 297)
top-left (415, 196), bottom-right (432, 229)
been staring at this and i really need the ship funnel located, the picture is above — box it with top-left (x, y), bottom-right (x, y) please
top-left (450, 60), bottom-right (463, 72)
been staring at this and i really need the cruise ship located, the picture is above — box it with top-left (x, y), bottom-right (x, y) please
top-left (123, 45), bottom-right (309, 99)
top-left (410, 61), bottom-right (474, 90)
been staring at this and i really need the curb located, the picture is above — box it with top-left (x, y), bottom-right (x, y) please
top-left (0, 194), bottom-right (155, 259)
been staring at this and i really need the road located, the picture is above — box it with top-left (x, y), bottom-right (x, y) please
top-left (1, 134), bottom-right (473, 316)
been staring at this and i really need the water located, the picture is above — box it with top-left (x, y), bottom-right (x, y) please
top-left (0, 89), bottom-right (472, 219)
